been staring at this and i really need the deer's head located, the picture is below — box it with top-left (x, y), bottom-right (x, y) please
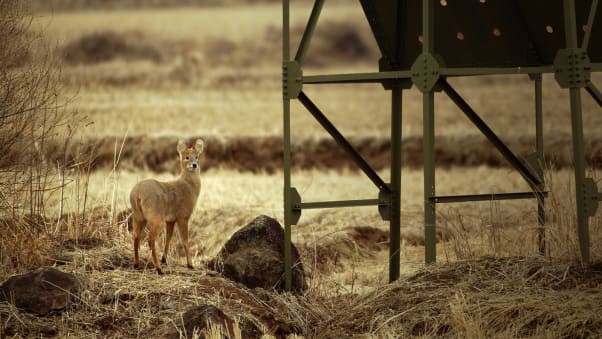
top-left (177, 139), bottom-right (204, 173)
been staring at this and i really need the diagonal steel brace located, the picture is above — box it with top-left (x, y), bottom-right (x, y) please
top-left (298, 91), bottom-right (391, 193)
top-left (441, 79), bottom-right (542, 188)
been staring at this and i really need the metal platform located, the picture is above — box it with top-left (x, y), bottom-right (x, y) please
top-left (281, 0), bottom-right (602, 291)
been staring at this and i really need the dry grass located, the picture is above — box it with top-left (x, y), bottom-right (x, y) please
top-left (35, 166), bottom-right (602, 271)
top-left (24, 4), bottom-right (599, 139)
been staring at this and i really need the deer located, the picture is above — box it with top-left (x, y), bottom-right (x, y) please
top-left (129, 139), bottom-right (204, 274)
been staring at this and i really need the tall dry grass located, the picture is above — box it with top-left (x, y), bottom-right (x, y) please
top-left (0, 0), bottom-right (95, 276)
top-left (442, 168), bottom-right (602, 263)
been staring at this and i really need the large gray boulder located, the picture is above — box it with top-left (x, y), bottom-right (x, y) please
top-left (212, 215), bottom-right (305, 292)
top-left (0, 267), bottom-right (80, 315)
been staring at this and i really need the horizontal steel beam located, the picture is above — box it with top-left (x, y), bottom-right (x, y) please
top-left (441, 66), bottom-right (555, 77)
top-left (431, 191), bottom-right (548, 204)
top-left (586, 82), bottom-right (602, 106)
top-left (302, 63), bottom-right (602, 85)
top-left (303, 71), bottom-right (412, 84)
top-left (296, 199), bottom-right (381, 210)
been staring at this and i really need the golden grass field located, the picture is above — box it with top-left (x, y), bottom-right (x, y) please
top-left (1, 2), bottom-right (602, 337)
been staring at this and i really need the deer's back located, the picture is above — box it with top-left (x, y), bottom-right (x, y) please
top-left (130, 178), bottom-right (199, 222)
top-left (130, 179), bottom-right (170, 217)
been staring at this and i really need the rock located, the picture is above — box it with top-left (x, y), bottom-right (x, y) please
top-left (167, 305), bottom-right (235, 339)
top-left (0, 267), bottom-right (80, 315)
top-left (213, 215), bottom-right (306, 292)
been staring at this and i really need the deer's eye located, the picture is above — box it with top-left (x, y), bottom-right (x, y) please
top-left (185, 156), bottom-right (189, 160)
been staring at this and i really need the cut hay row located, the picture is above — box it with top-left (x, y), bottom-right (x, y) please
top-left (22, 133), bottom-right (602, 174)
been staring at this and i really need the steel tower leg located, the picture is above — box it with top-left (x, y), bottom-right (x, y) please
top-left (534, 74), bottom-right (546, 255)
top-left (422, 0), bottom-right (437, 264)
top-left (389, 85), bottom-right (402, 281)
top-left (564, 0), bottom-right (590, 263)
top-left (283, 0), bottom-right (293, 291)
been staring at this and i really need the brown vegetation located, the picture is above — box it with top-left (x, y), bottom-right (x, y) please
top-left (26, 133), bottom-right (602, 174)
top-left (62, 31), bottom-right (164, 65)
top-left (0, 0), bottom-right (89, 275)
top-left (29, 0), bottom-right (286, 12)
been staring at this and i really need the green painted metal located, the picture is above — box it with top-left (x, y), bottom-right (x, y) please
top-left (283, 61), bottom-right (302, 99)
top-left (441, 79), bottom-right (542, 188)
top-left (389, 85), bottom-right (402, 282)
top-left (422, 0), bottom-right (437, 265)
top-left (431, 192), bottom-right (548, 204)
top-left (300, 64), bottom-right (602, 85)
top-left (282, 0), bottom-right (602, 290)
top-left (586, 83), bottom-right (602, 105)
top-left (534, 74), bottom-right (547, 256)
top-left (298, 92), bottom-right (390, 192)
top-left (298, 199), bottom-right (380, 210)
top-left (411, 53), bottom-right (441, 92)
top-left (378, 185), bottom-right (393, 221)
top-left (563, 0), bottom-right (590, 264)
top-left (282, 0), bottom-right (292, 292)
top-left (359, 0), bottom-right (602, 69)
top-left (582, 0), bottom-right (599, 49)
top-left (442, 66), bottom-right (555, 77)
top-left (553, 48), bottom-right (591, 88)
top-left (295, 0), bottom-right (324, 63)
top-left (289, 187), bottom-right (302, 225)
top-left (584, 178), bottom-right (601, 216)
top-left (303, 71), bottom-right (412, 84)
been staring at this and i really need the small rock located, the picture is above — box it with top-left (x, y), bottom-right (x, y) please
top-left (212, 215), bottom-right (306, 292)
top-left (0, 267), bottom-right (80, 315)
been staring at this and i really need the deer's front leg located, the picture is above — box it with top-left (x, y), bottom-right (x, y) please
top-left (161, 221), bottom-right (176, 266)
top-left (177, 217), bottom-right (193, 269)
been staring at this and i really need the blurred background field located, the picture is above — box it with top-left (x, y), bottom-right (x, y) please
top-left (1, 1), bottom-right (601, 337)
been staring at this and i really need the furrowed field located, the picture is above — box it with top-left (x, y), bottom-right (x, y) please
top-left (1, 1), bottom-right (602, 337)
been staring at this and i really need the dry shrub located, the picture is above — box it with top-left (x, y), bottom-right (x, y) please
top-left (62, 30), bottom-right (163, 65)
top-left (0, 0), bottom-right (93, 275)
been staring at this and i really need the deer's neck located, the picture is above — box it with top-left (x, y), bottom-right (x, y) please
top-left (178, 171), bottom-right (201, 195)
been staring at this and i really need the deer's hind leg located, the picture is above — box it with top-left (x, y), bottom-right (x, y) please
top-left (147, 216), bottom-right (166, 275)
top-left (131, 216), bottom-right (146, 269)
top-left (161, 221), bottom-right (176, 266)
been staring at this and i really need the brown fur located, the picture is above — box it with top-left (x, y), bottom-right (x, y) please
top-left (129, 139), bottom-right (203, 274)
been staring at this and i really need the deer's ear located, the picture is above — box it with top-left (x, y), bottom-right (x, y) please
top-left (177, 139), bottom-right (187, 154)
top-left (194, 139), bottom-right (204, 154)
